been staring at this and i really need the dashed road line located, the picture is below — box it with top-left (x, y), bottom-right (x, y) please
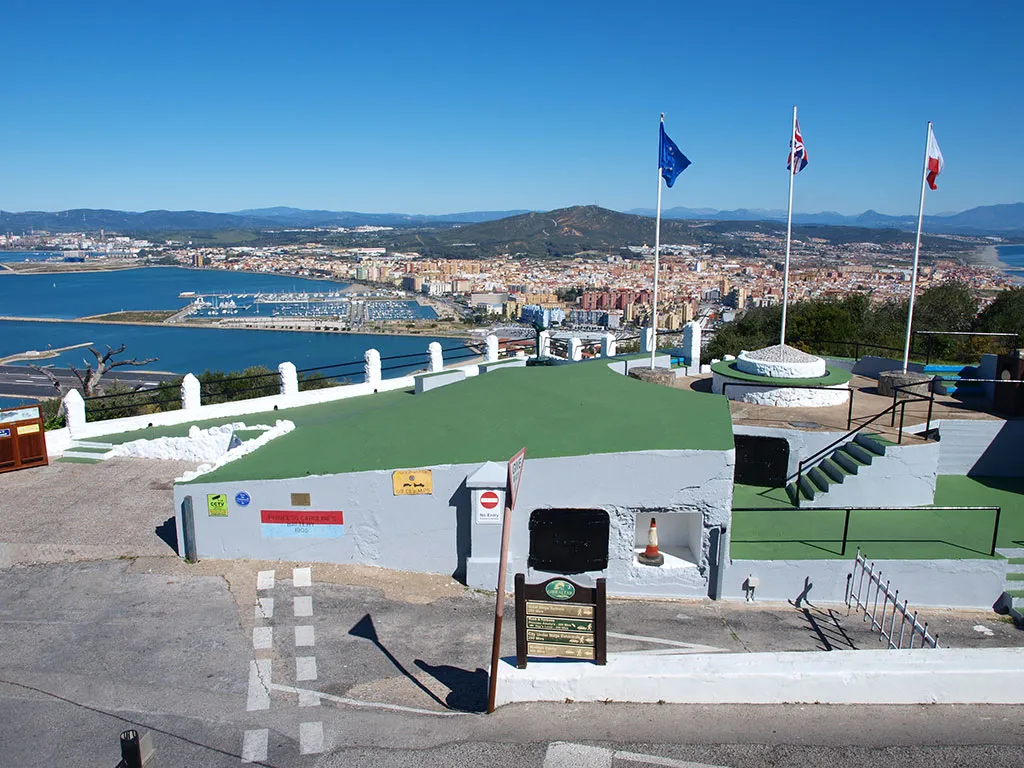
top-left (246, 659), bottom-right (272, 711)
top-left (293, 566), bottom-right (312, 588)
top-left (293, 595), bottom-right (312, 617)
top-left (252, 627), bottom-right (273, 650)
top-left (256, 597), bottom-right (274, 621)
top-left (299, 720), bottom-right (324, 755)
top-left (295, 656), bottom-right (318, 681)
top-left (241, 729), bottom-right (268, 763)
top-left (295, 625), bottom-right (315, 647)
top-left (256, 569), bottom-right (275, 591)
top-left (543, 742), bottom-right (732, 768)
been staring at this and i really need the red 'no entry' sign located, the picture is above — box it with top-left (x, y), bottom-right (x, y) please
top-left (480, 491), bottom-right (500, 509)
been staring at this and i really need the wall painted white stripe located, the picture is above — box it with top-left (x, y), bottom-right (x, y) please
top-left (256, 570), bottom-right (275, 591)
top-left (246, 659), bottom-right (272, 711)
top-left (241, 729), bottom-right (269, 763)
top-left (252, 627), bottom-right (273, 650)
top-left (295, 625), bottom-right (315, 647)
top-left (293, 596), bottom-right (312, 617)
top-left (295, 656), bottom-right (318, 681)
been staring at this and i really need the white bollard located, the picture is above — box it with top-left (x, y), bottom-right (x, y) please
top-left (602, 333), bottom-right (617, 358)
top-left (364, 348), bottom-right (382, 389)
top-left (61, 389), bottom-right (86, 435)
top-left (428, 341), bottom-right (443, 373)
top-left (181, 373), bottom-right (201, 410)
top-left (683, 321), bottom-right (702, 368)
top-left (569, 337), bottom-right (583, 361)
top-left (641, 327), bottom-right (655, 354)
top-left (278, 361), bottom-right (298, 398)
top-left (538, 330), bottom-right (551, 358)
top-left (486, 334), bottom-right (499, 363)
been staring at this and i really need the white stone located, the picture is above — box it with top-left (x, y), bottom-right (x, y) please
top-left (569, 337), bottom-right (583, 362)
top-left (428, 341), bottom-right (443, 373)
top-left (278, 361), bottom-right (298, 397)
top-left (364, 348), bottom-right (381, 388)
top-left (181, 373), bottom-right (201, 410)
top-left (485, 335), bottom-right (499, 363)
top-left (61, 389), bottom-right (86, 434)
top-left (602, 333), bottom-right (617, 358)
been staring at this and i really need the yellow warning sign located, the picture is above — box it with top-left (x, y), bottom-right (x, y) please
top-left (392, 470), bottom-right (433, 496)
top-left (207, 493), bottom-right (228, 517)
top-left (16, 423), bottom-right (40, 435)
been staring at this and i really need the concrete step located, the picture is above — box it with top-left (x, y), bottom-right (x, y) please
top-left (70, 440), bottom-right (114, 450)
top-left (798, 474), bottom-right (816, 501)
top-left (853, 432), bottom-right (887, 456)
top-left (820, 458), bottom-right (848, 484)
top-left (808, 466), bottom-right (831, 494)
top-left (997, 548), bottom-right (1024, 559)
top-left (845, 442), bottom-right (876, 465)
top-left (1005, 572), bottom-right (1024, 582)
top-left (62, 449), bottom-right (113, 461)
top-left (833, 449), bottom-right (864, 475)
top-left (786, 483), bottom-right (800, 505)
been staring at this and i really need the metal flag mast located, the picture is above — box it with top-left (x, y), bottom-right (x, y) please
top-left (779, 105), bottom-right (798, 346)
top-left (651, 113), bottom-right (665, 369)
top-left (902, 121), bottom-right (933, 373)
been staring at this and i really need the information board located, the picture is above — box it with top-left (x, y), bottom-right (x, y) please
top-left (0, 404), bottom-right (47, 475)
top-left (514, 574), bottom-right (606, 667)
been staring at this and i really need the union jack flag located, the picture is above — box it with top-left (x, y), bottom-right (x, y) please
top-left (788, 118), bottom-right (808, 174)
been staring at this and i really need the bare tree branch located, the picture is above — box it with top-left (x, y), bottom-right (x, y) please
top-left (26, 364), bottom-right (63, 395)
top-left (107, 356), bottom-right (158, 370)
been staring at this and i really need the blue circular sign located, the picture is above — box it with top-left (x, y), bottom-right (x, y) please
top-left (235, 491), bottom-right (251, 507)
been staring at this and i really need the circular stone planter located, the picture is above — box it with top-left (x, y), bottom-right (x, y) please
top-left (878, 370), bottom-right (931, 399)
top-left (710, 355), bottom-right (852, 408)
top-left (736, 344), bottom-right (827, 379)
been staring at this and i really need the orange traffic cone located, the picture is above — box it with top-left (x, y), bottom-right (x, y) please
top-left (637, 517), bottom-right (664, 566)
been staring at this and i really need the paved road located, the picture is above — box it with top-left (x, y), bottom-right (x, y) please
top-left (0, 364), bottom-right (179, 399)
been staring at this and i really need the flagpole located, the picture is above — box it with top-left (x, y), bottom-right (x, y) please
top-left (651, 113), bottom-right (664, 369)
top-left (779, 105), bottom-right (798, 347)
top-left (902, 121), bottom-right (932, 374)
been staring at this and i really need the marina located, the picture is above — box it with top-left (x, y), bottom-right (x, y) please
top-left (180, 290), bottom-right (436, 325)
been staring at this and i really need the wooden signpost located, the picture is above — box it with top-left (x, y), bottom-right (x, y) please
top-left (514, 574), bottom-right (607, 667)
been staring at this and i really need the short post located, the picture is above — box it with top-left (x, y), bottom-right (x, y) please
top-left (602, 332), bottom-right (616, 358)
top-left (364, 348), bottom-right (382, 389)
top-left (486, 334), bottom-right (499, 363)
top-left (991, 506), bottom-right (1002, 557)
top-left (61, 389), bottom-right (86, 435)
top-left (569, 337), bottom-right (583, 362)
top-left (181, 496), bottom-right (197, 563)
top-left (181, 373), bottom-right (201, 410)
top-left (682, 321), bottom-right (701, 368)
top-left (641, 326), bottom-right (654, 354)
top-left (537, 330), bottom-right (551, 358)
top-left (846, 389), bottom-right (855, 430)
top-left (278, 361), bottom-right (298, 398)
top-left (428, 341), bottom-right (443, 372)
top-left (841, 508), bottom-right (851, 557)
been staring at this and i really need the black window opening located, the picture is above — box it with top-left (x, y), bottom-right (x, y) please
top-left (528, 508), bottom-right (610, 574)
top-left (733, 434), bottom-right (790, 487)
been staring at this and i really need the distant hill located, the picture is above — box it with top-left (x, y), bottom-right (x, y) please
top-left (231, 207), bottom-right (532, 227)
top-left (627, 202), bottom-right (1024, 234)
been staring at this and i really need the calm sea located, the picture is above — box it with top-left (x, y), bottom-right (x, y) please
top-left (0, 266), bottom-right (463, 406)
top-left (997, 244), bottom-right (1024, 279)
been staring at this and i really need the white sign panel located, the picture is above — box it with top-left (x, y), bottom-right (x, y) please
top-left (475, 489), bottom-right (504, 525)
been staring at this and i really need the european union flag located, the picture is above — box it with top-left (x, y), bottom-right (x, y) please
top-left (660, 123), bottom-right (691, 187)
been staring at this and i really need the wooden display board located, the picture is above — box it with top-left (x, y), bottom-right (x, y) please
top-left (514, 573), bottom-right (606, 668)
top-left (0, 404), bottom-right (48, 474)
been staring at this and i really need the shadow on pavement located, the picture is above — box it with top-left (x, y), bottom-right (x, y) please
top-left (155, 516), bottom-right (178, 555)
top-left (414, 660), bottom-right (488, 712)
top-left (789, 577), bottom-right (858, 652)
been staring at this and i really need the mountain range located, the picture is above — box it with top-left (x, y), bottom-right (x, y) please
top-left (0, 202), bottom-right (1021, 237)
top-left (626, 202), bottom-right (1024, 234)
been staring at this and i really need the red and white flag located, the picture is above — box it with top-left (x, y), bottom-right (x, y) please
top-left (926, 127), bottom-right (944, 190)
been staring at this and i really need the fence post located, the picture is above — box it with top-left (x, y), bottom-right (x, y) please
top-left (428, 341), bottom-right (443, 372)
top-left (278, 361), bottom-right (298, 398)
top-left (181, 495), bottom-right (197, 563)
top-left (364, 349), bottom-right (381, 389)
top-left (538, 330), bottom-right (551, 358)
top-left (569, 337), bottom-right (583, 361)
top-left (641, 326), bottom-right (654, 354)
top-left (61, 389), bottom-right (86, 435)
top-left (602, 332), bottom-right (617, 358)
top-left (486, 334), bottom-right (499, 363)
top-left (181, 373), bottom-right (201, 410)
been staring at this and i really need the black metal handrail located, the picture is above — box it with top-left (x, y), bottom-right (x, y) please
top-left (732, 505), bottom-right (1003, 557)
top-left (915, 330), bottom-right (1020, 365)
top-left (84, 380), bottom-right (182, 403)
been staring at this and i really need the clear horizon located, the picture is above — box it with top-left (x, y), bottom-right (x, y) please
top-left (2, 2), bottom-right (1021, 216)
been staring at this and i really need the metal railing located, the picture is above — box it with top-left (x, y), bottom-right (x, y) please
top-left (846, 548), bottom-right (940, 649)
top-left (732, 505), bottom-right (1002, 558)
top-left (83, 381), bottom-right (184, 419)
top-left (915, 330), bottom-right (1020, 366)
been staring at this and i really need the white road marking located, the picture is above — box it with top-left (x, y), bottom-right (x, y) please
top-left (252, 627), bottom-right (273, 650)
top-left (544, 742), bottom-right (732, 768)
top-left (295, 625), bottom-right (315, 647)
top-left (295, 656), bottom-right (318, 681)
top-left (246, 659), bottom-right (272, 711)
top-left (293, 596), bottom-right (312, 617)
top-left (298, 721), bottom-right (324, 755)
top-left (270, 683), bottom-right (465, 717)
top-left (607, 631), bottom-right (727, 654)
top-left (974, 624), bottom-right (995, 636)
top-left (293, 566), bottom-right (312, 587)
top-left (255, 597), bottom-right (274, 620)
top-left (257, 570), bottom-right (275, 591)
top-left (298, 689), bottom-right (321, 707)
top-left (240, 729), bottom-right (268, 763)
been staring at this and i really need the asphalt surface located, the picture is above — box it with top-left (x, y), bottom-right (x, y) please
top-left (0, 364), bottom-right (179, 400)
top-left (1, 458), bottom-right (1023, 766)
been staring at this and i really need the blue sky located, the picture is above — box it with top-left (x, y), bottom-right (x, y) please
top-left (1, 1), bottom-right (1021, 216)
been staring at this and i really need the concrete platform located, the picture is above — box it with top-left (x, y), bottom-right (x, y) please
top-left (494, 647), bottom-right (1024, 707)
